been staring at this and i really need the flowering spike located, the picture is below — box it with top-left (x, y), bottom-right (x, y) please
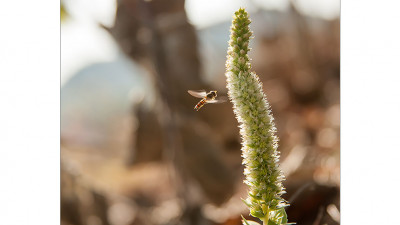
top-left (225, 8), bottom-right (290, 225)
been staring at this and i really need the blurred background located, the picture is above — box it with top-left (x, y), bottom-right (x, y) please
top-left (61, 0), bottom-right (340, 224)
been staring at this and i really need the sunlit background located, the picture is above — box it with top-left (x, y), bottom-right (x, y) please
top-left (61, 0), bottom-right (340, 224)
top-left (61, 0), bottom-right (339, 84)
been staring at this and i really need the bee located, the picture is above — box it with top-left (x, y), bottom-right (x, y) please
top-left (188, 90), bottom-right (226, 111)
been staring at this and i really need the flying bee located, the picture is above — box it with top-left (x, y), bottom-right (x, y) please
top-left (188, 90), bottom-right (227, 111)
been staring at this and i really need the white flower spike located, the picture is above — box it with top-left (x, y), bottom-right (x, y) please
top-left (225, 8), bottom-right (292, 225)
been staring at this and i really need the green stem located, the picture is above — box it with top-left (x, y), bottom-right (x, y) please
top-left (263, 215), bottom-right (269, 225)
top-left (262, 205), bottom-right (269, 225)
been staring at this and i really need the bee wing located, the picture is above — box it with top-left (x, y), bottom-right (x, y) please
top-left (188, 90), bottom-right (207, 98)
top-left (206, 96), bottom-right (228, 104)
top-left (206, 99), bottom-right (227, 104)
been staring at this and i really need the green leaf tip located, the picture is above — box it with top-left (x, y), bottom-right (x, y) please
top-left (225, 8), bottom-right (292, 224)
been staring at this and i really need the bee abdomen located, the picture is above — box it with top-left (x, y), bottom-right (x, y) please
top-left (194, 99), bottom-right (206, 111)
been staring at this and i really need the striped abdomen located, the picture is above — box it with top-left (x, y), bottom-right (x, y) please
top-left (194, 98), bottom-right (207, 111)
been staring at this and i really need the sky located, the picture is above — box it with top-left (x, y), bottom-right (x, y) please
top-left (186, 0), bottom-right (340, 28)
top-left (61, 0), bottom-right (340, 85)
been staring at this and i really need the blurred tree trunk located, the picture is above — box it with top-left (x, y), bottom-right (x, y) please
top-left (104, 0), bottom-right (237, 213)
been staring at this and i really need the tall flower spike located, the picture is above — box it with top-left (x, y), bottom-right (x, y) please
top-left (225, 8), bottom-right (290, 225)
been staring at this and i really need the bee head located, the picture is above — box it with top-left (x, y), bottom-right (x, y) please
top-left (207, 91), bottom-right (217, 99)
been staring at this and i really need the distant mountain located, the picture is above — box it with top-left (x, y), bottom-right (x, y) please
top-left (61, 53), bottom-right (152, 148)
